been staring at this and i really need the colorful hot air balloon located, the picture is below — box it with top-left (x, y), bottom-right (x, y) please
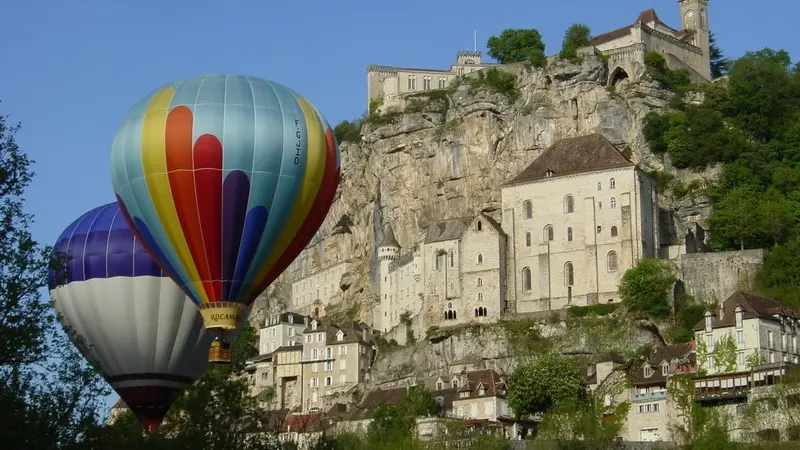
top-left (109, 74), bottom-right (340, 364)
top-left (48, 202), bottom-right (213, 432)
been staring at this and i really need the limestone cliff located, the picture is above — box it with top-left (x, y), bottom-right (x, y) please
top-left (256, 54), bottom-right (710, 325)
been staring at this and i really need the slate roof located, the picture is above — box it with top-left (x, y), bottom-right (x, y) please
top-left (591, 9), bottom-right (676, 46)
top-left (505, 134), bottom-right (634, 186)
top-left (303, 319), bottom-right (376, 345)
top-left (454, 369), bottom-right (507, 400)
top-left (379, 224), bottom-right (400, 248)
top-left (694, 291), bottom-right (797, 330)
top-left (630, 343), bottom-right (696, 386)
top-left (424, 217), bottom-right (474, 244)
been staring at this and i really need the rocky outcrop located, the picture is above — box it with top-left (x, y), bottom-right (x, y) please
top-left (254, 55), bottom-right (713, 326)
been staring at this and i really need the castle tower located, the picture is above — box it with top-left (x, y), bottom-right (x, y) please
top-left (678, 0), bottom-right (711, 79)
top-left (377, 224), bottom-right (400, 332)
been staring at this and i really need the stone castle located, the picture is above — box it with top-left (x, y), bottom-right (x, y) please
top-left (367, 0), bottom-right (711, 108)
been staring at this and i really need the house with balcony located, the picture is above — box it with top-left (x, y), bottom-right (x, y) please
top-left (625, 343), bottom-right (696, 442)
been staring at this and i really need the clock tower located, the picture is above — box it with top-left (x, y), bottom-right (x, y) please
top-left (678, 0), bottom-right (711, 79)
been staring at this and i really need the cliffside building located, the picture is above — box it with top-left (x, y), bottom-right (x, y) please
top-left (591, 1), bottom-right (712, 84)
top-left (501, 133), bottom-right (659, 313)
top-left (366, 51), bottom-right (493, 109)
top-left (290, 261), bottom-right (350, 317)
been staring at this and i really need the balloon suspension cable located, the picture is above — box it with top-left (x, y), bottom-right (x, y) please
top-left (208, 331), bottom-right (233, 365)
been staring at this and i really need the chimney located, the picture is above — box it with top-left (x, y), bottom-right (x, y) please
top-left (362, 328), bottom-right (367, 341)
top-left (719, 302), bottom-right (725, 319)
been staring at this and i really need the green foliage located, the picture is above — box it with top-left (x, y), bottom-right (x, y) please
top-left (0, 108), bottom-right (110, 449)
top-left (333, 119), bottom-right (362, 144)
top-left (643, 51), bottom-right (691, 91)
top-left (666, 293), bottom-right (706, 344)
top-left (499, 318), bottom-right (551, 355)
top-left (618, 258), bottom-right (675, 318)
top-left (486, 28), bottom-right (546, 67)
top-left (709, 31), bottom-right (729, 79)
top-left (466, 68), bottom-right (520, 103)
top-left (368, 97), bottom-right (383, 115)
top-left (507, 353), bottom-right (587, 417)
top-left (565, 303), bottom-right (618, 319)
top-left (559, 24), bottom-right (591, 61)
top-left (712, 332), bottom-right (738, 373)
top-left (755, 236), bottom-right (800, 310)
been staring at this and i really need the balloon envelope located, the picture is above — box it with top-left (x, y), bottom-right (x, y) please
top-left (48, 202), bottom-right (212, 431)
top-left (109, 74), bottom-right (340, 329)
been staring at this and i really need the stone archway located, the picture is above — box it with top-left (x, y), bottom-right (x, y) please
top-left (609, 66), bottom-right (630, 87)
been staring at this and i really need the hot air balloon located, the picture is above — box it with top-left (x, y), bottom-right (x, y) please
top-left (48, 202), bottom-right (213, 432)
top-left (109, 74), bottom-right (340, 364)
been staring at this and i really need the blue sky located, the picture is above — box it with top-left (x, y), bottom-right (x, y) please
top-left (2, 0), bottom-right (799, 411)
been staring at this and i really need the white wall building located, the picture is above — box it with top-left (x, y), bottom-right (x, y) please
top-left (500, 133), bottom-right (658, 313)
top-left (291, 261), bottom-right (350, 317)
top-left (695, 291), bottom-right (800, 375)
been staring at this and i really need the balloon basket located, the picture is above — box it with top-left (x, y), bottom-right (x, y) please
top-left (209, 335), bottom-right (232, 364)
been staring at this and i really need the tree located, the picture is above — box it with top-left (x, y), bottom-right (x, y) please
top-left (0, 106), bottom-right (110, 449)
top-left (709, 31), bottom-right (729, 79)
top-left (618, 258), bottom-right (675, 318)
top-left (755, 235), bottom-right (800, 310)
top-left (507, 353), bottom-right (586, 417)
top-left (559, 24), bottom-right (591, 61)
top-left (486, 29), bottom-right (546, 67)
top-left (333, 120), bottom-right (361, 144)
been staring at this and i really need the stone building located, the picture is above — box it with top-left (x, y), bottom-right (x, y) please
top-left (366, 51), bottom-right (493, 109)
top-left (300, 319), bottom-right (376, 413)
top-left (500, 133), bottom-right (659, 313)
top-left (590, 2), bottom-right (712, 85)
top-left (376, 213), bottom-right (507, 338)
top-left (625, 343), bottom-right (696, 442)
top-left (260, 312), bottom-right (309, 355)
top-left (290, 261), bottom-right (350, 317)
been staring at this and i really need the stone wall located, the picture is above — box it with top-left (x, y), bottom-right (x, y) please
top-left (674, 249), bottom-right (764, 304)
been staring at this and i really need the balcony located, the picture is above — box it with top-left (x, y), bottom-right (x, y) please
top-left (631, 390), bottom-right (668, 402)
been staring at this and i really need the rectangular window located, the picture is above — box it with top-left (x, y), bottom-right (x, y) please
top-left (326, 347), bottom-right (332, 358)
top-left (325, 361), bottom-right (333, 371)
top-left (438, 77), bottom-right (446, 88)
top-left (423, 76), bottom-right (431, 90)
top-left (735, 312), bottom-right (743, 328)
top-left (768, 331), bottom-right (774, 348)
top-left (312, 362), bottom-right (318, 373)
top-left (312, 348), bottom-right (318, 359)
top-left (736, 330), bottom-right (744, 345)
top-left (325, 376), bottom-right (332, 386)
top-left (705, 334), bottom-right (714, 350)
top-left (339, 345), bottom-right (347, 356)
top-left (289, 328), bottom-right (295, 337)
top-left (407, 75), bottom-right (416, 90)
top-left (340, 374), bottom-right (347, 384)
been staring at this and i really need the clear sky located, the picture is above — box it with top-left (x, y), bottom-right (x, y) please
top-left (2, 0), bottom-right (799, 411)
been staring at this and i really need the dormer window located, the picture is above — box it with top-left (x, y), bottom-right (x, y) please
top-left (436, 380), bottom-right (443, 390)
top-left (662, 362), bottom-right (668, 376)
top-left (336, 330), bottom-right (344, 342)
top-left (704, 312), bottom-right (713, 332)
top-left (311, 320), bottom-right (318, 330)
top-left (643, 366), bottom-right (653, 378)
top-left (451, 378), bottom-right (459, 389)
top-left (735, 308), bottom-right (744, 328)
top-left (478, 383), bottom-right (485, 396)
top-left (546, 169), bottom-right (554, 177)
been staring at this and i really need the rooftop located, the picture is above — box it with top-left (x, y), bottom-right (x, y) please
top-left (694, 291), bottom-right (798, 330)
top-left (505, 133), bottom-right (634, 186)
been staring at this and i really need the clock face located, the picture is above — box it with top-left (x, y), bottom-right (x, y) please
top-left (687, 10), bottom-right (694, 17)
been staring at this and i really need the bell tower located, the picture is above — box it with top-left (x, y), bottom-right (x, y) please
top-left (678, 0), bottom-right (711, 79)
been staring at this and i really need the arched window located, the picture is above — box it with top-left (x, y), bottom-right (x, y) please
top-left (477, 221), bottom-right (482, 231)
top-left (477, 293), bottom-right (483, 301)
top-left (525, 232), bottom-right (532, 247)
top-left (523, 200), bottom-right (533, 219)
top-left (522, 267), bottom-right (532, 291)
top-left (607, 251), bottom-right (618, 272)
top-left (449, 250), bottom-right (454, 267)
top-left (477, 253), bottom-right (483, 264)
top-left (610, 178), bottom-right (616, 189)
top-left (567, 227), bottom-right (573, 241)
top-left (565, 262), bottom-right (574, 286)
top-left (477, 277), bottom-right (483, 286)
top-left (610, 197), bottom-right (617, 208)
top-left (597, 182), bottom-right (601, 190)
top-left (447, 302), bottom-right (453, 309)
top-left (598, 202), bottom-right (602, 210)
top-left (610, 226), bottom-right (618, 237)
top-left (544, 225), bottom-right (554, 242)
top-left (565, 195), bottom-right (574, 213)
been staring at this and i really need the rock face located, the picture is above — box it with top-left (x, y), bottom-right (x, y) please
top-left (257, 55), bottom-right (709, 324)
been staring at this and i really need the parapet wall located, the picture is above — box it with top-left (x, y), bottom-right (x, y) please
top-left (674, 249), bottom-right (764, 304)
